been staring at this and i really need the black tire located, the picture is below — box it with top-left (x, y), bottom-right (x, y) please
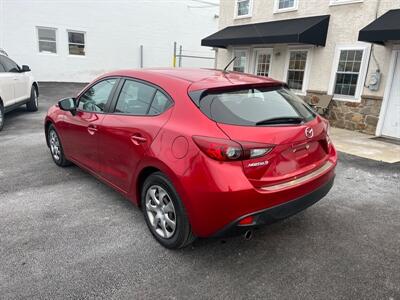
top-left (26, 86), bottom-right (38, 112)
top-left (0, 103), bottom-right (4, 131)
top-left (47, 124), bottom-right (71, 167)
top-left (141, 172), bottom-right (195, 249)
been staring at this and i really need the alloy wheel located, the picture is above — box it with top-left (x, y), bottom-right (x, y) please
top-left (145, 185), bottom-right (177, 239)
top-left (49, 129), bottom-right (61, 161)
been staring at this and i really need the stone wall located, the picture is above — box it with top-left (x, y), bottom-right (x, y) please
top-left (326, 96), bottom-right (383, 135)
top-left (305, 91), bottom-right (383, 135)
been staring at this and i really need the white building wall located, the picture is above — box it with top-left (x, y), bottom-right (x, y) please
top-left (0, 0), bottom-right (219, 82)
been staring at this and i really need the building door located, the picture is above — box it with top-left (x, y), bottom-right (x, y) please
top-left (382, 50), bottom-right (400, 139)
top-left (253, 49), bottom-right (272, 77)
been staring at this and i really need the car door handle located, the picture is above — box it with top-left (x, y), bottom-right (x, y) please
top-left (131, 134), bottom-right (147, 145)
top-left (87, 125), bottom-right (98, 135)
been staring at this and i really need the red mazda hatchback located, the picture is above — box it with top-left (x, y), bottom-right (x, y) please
top-left (45, 68), bottom-right (337, 248)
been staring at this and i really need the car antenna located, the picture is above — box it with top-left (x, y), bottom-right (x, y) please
top-left (223, 56), bottom-right (236, 73)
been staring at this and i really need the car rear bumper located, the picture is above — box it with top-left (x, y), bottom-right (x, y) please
top-left (177, 149), bottom-right (337, 238)
top-left (212, 175), bottom-right (335, 237)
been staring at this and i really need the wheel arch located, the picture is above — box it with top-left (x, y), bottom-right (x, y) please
top-left (133, 158), bottom-right (188, 209)
top-left (44, 119), bottom-right (53, 147)
top-left (135, 166), bottom-right (162, 208)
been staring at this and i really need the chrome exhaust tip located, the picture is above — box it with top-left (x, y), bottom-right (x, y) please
top-left (244, 230), bottom-right (253, 240)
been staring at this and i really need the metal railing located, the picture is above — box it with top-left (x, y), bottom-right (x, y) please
top-left (172, 42), bottom-right (215, 68)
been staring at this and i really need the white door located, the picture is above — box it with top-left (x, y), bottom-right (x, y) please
top-left (382, 51), bottom-right (400, 139)
top-left (253, 49), bottom-right (272, 77)
top-left (0, 61), bottom-right (15, 107)
top-left (13, 72), bottom-right (30, 101)
top-left (0, 55), bottom-right (30, 103)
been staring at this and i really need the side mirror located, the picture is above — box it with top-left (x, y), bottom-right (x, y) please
top-left (58, 98), bottom-right (77, 115)
top-left (21, 65), bottom-right (31, 72)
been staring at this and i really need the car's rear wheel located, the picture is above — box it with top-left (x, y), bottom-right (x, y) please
top-left (26, 86), bottom-right (38, 112)
top-left (47, 124), bottom-right (71, 167)
top-left (141, 172), bottom-right (195, 249)
top-left (0, 103), bottom-right (4, 131)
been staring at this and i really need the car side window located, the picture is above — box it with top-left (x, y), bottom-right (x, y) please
top-left (115, 80), bottom-right (156, 115)
top-left (148, 91), bottom-right (173, 115)
top-left (0, 55), bottom-right (19, 72)
top-left (0, 61), bottom-right (5, 72)
top-left (78, 79), bottom-right (117, 112)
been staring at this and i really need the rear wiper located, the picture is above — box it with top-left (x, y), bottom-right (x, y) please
top-left (255, 117), bottom-right (304, 126)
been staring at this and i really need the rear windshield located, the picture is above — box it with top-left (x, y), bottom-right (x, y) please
top-left (197, 86), bottom-right (316, 126)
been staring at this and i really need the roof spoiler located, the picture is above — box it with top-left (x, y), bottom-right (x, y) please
top-left (188, 82), bottom-right (286, 107)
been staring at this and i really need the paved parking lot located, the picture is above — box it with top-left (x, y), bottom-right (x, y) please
top-left (0, 83), bottom-right (399, 299)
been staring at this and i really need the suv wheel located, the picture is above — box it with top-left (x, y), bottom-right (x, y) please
top-left (47, 124), bottom-right (71, 167)
top-left (141, 172), bottom-right (195, 249)
top-left (26, 86), bottom-right (38, 112)
top-left (0, 103), bottom-right (4, 131)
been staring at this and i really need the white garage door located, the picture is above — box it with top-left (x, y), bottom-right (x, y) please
top-left (382, 50), bottom-right (400, 139)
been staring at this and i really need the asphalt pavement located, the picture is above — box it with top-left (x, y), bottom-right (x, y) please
top-left (0, 82), bottom-right (399, 299)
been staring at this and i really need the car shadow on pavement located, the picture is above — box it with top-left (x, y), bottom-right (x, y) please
top-left (63, 159), bottom-right (319, 254)
top-left (3, 106), bottom-right (37, 121)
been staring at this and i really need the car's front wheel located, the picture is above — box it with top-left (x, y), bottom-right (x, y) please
top-left (26, 86), bottom-right (38, 112)
top-left (141, 172), bottom-right (195, 249)
top-left (47, 124), bottom-right (71, 167)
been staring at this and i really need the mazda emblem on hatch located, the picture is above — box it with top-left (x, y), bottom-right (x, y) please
top-left (305, 127), bottom-right (314, 139)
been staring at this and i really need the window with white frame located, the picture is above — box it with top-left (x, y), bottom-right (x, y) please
top-left (68, 31), bottom-right (85, 56)
top-left (232, 49), bottom-right (248, 73)
top-left (286, 50), bottom-right (308, 92)
top-left (274, 0), bottom-right (298, 13)
top-left (254, 49), bottom-right (272, 77)
top-left (329, 0), bottom-right (363, 6)
top-left (235, 0), bottom-right (252, 18)
top-left (37, 27), bottom-right (57, 54)
top-left (333, 49), bottom-right (364, 98)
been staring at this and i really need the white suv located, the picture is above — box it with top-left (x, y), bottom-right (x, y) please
top-left (0, 52), bottom-right (39, 131)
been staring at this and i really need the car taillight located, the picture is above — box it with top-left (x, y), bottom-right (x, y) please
top-left (325, 121), bottom-right (332, 146)
top-left (192, 136), bottom-right (273, 161)
top-left (238, 216), bottom-right (254, 225)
